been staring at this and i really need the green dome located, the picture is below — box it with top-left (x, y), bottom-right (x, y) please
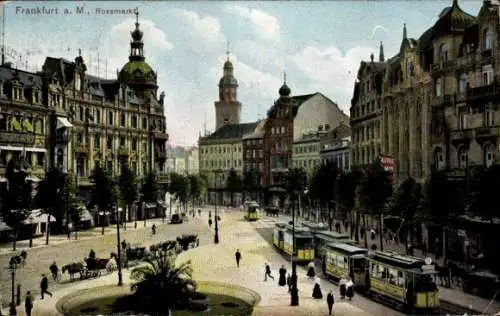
top-left (434, 0), bottom-right (475, 33)
top-left (121, 60), bottom-right (153, 76)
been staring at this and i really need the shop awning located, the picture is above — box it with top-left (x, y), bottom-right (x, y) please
top-left (0, 177), bottom-right (7, 183)
top-left (23, 209), bottom-right (56, 224)
top-left (56, 117), bottom-right (72, 129)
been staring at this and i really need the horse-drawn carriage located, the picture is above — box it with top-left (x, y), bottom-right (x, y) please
top-left (265, 207), bottom-right (280, 217)
top-left (177, 234), bottom-right (199, 251)
top-left (62, 257), bottom-right (115, 281)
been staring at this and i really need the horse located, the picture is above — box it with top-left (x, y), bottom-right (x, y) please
top-left (62, 262), bottom-right (85, 281)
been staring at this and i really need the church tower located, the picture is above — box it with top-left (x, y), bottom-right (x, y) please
top-left (215, 44), bottom-right (241, 130)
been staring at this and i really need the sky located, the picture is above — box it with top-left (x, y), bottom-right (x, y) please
top-left (2, 1), bottom-right (483, 146)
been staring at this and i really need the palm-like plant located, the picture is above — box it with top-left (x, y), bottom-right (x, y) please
top-left (130, 250), bottom-right (196, 314)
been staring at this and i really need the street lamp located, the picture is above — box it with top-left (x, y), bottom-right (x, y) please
top-left (290, 189), bottom-right (299, 306)
top-left (214, 173), bottom-right (219, 244)
top-left (8, 257), bottom-right (19, 315)
top-left (114, 197), bottom-right (123, 286)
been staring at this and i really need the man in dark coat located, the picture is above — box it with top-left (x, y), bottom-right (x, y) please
top-left (327, 290), bottom-right (334, 315)
top-left (286, 273), bottom-right (292, 292)
top-left (264, 263), bottom-right (274, 281)
top-left (40, 274), bottom-right (52, 299)
top-left (278, 265), bottom-right (287, 286)
top-left (235, 249), bottom-right (242, 267)
top-left (25, 291), bottom-right (34, 316)
top-left (49, 262), bottom-right (59, 281)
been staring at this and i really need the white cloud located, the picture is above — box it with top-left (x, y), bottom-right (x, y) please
top-left (289, 45), bottom-right (376, 111)
top-left (110, 18), bottom-right (173, 51)
top-left (226, 5), bottom-right (280, 41)
top-left (171, 9), bottom-right (225, 49)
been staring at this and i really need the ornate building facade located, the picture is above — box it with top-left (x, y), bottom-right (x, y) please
top-left (215, 55), bottom-right (241, 130)
top-left (320, 123), bottom-right (351, 172)
top-left (40, 12), bottom-right (168, 195)
top-left (351, 0), bottom-right (500, 184)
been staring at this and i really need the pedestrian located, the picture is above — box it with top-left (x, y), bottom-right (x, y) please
top-left (134, 221), bottom-right (137, 229)
top-left (307, 261), bottom-right (315, 278)
top-left (286, 273), bottom-right (292, 292)
top-left (88, 249), bottom-right (96, 259)
top-left (20, 250), bottom-right (27, 266)
top-left (278, 265), bottom-right (287, 286)
top-left (208, 218), bottom-right (212, 228)
top-left (264, 263), bottom-right (274, 281)
top-left (25, 291), bottom-right (34, 316)
top-left (327, 290), bottom-right (334, 315)
top-left (346, 278), bottom-right (354, 301)
top-left (152, 224), bottom-right (156, 235)
top-left (40, 274), bottom-right (52, 299)
top-left (312, 277), bottom-right (323, 299)
top-left (121, 240), bottom-right (127, 251)
top-left (49, 262), bottom-right (59, 281)
top-left (235, 249), bottom-right (242, 267)
top-left (339, 278), bottom-right (346, 299)
top-left (198, 209), bottom-right (201, 217)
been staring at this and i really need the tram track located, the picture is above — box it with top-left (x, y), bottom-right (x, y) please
top-left (253, 225), bottom-right (486, 316)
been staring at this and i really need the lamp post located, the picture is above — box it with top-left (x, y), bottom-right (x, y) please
top-left (214, 172), bottom-right (219, 244)
top-left (8, 257), bottom-right (18, 315)
top-left (290, 189), bottom-right (299, 306)
top-left (115, 196), bottom-right (123, 286)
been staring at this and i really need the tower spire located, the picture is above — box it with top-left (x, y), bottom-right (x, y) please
top-left (226, 40), bottom-right (230, 61)
top-left (283, 71), bottom-right (287, 84)
top-left (379, 41), bottom-right (385, 62)
top-left (403, 23), bottom-right (407, 39)
top-left (129, 9), bottom-right (145, 62)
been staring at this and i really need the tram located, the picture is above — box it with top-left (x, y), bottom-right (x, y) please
top-left (244, 201), bottom-right (262, 221)
top-left (314, 230), bottom-right (355, 259)
top-left (323, 243), bottom-right (368, 287)
top-left (273, 223), bottom-right (315, 263)
top-left (365, 251), bottom-right (439, 313)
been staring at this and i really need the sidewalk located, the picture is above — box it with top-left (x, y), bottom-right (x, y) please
top-left (0, 217), bottom-right (170, 255)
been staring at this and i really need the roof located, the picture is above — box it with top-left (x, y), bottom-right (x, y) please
top-left (369, 251), bottom-right (425, 270)
top-left (433, 1), bottom-right (475, 34)
top-left (120, 60), bottom-right (153, 76)
top-left (0, 65), bottom-right (42, 88)
top-left (243, 119), bottom-right (266, 140)
top-left (201, 122), bottom-right (259, 141)
top-left (326, 243), bottom-right (368, 254)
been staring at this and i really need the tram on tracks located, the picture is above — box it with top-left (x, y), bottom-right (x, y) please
top-left (244, 201), bottom-right (263, 221)
top-left (273, 223), bottom-right (315, 263)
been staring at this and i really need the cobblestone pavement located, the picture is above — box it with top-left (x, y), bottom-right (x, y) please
top-left (0, 214), bottom-right (212, 308)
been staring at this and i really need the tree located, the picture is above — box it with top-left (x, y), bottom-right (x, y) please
top-left (119, 164), bottom-right (138, 227)
top-left (60, 173), bottom-right (81, 239)
top-left (140, 171), bottom-right (159, 222)
top-left (337, 168), bottom-right (362, 240)
top-left (90, 165), bottom-right (117, 235)
top-left (423, 170), bottom-right (463, 225)
top-left (358, 161), bottom-right (393, 251)
top-left (169, 173), bottom-right (189, 212)
top-left (188, 175), bottom-right (203, 212)
top-left (466, 165), bottom-right (500, 222)
top-left (285, 167), bottom-right (308, 215)
top-left (226, 169), bottom-right (243, 206)
top-left (3, 158), bottom-right (32, 251)
top-left (309, 161), bottom-right (339, 229)
top-left (128, 249), bottom-right (195, 315)
top-left (242, 168), bottom-right (261, 203)
top-left (392, 177), bottom-right (424, 254)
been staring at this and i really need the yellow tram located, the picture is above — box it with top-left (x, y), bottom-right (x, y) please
top-left (313, 230), bottom-right (355, 259)
top-left (365, 251), bottom-right (440, 313)
top-left (244, 201), bottom-right (262, 221)
top-left (273, 223), bottom-right (315, 263)
top-left (323, 243), bottom-right (369, 287)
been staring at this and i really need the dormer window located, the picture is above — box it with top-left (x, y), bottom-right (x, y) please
top-left (483, 28), bottom-right (493, 51)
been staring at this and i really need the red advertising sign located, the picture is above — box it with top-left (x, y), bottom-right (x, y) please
top-left (380, 154), bottom-right (395, 185)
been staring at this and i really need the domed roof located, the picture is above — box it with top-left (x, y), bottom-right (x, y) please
top-left (224, 60), bottom-right (233, 69)
top-left (433, 0), bottom-right (475, 34)
top-left (279, 83), bottom-right (291, 97)
top-left (121, 60), bottom-right (153, 76)
top-left (120, 60), bottom-right (156, 86)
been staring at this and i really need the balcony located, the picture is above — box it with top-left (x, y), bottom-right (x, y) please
top-left (152, 131), bottom-right (169, 141)
top-left (474, 126), bottom-right (499, 144)
top-left (430, 94), bottom-right (453, 107)
top-left (0, 131), bottom-right (35, 145)
top-left (450, 129), bottom-right (473, 147)
top-left (73, 143), bottom-right (89, 155)
top-left (467, 82), bottom-right (498, 102)
top-left (156, 150), bottom-right (167, 159)
top-left (431, 60), bottom-right (456, 74)
top-left (118, 146), bottom-right (129, 156)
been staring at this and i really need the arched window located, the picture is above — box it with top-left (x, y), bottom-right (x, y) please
top-left (434, 147), bottom-right (445, 170)
top-left (458, 147), bottom-right (468, 169)
top-left (435, 78), bottom-right (442, 97)
top-left (458, 73), bottom-right (468, 94)
top-left (484, 143), bottom-right (495, 167)
top-left (439, 44), bottom-right (448, 65)
top-left (484, 28), bottom-right (493, 50)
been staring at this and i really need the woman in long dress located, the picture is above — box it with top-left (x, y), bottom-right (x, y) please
top-left (307, 261), bottom-right (315, 278)
top-left (312, 276), bottom-right (323, 299)
top-left (339, 277), bottom-right (347, 299)
top-left (346, 278), bottom-right (354, 300)
top-left (278, 265), bottom-right (287, 286)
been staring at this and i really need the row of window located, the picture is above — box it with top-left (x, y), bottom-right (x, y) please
top-left (438, 27), bottom-right (493, 66)
top-left (435, 64), bottom-right (493, 97)
top-left (0, 115), bottom-right (44, 134)
top-left (245, 149), bottom-right (264, 159)
top-left (323, 152), bottom-right (350, 171)
top-left (294, 143), bottom-right (319, 154)
top-left (351, 99), bottom-right (381, 118)
top-left (244, 162), bottom-right (264, 173)
top-left (244, 139), bottom-right (264, 146)
top-left (456, 104), bottom-right (494, 130)
top-left (199, 159), bottom-right (243, 169)
top-left (74, 133), bottom-right (151, 152)
top-left (353, 121), bottom-right (381, 143)
top-left (73, 157), bottom-right (151, 178)
top-left (0, 151), bottom-right (45, 167)
top-left (271, 126), bottom-right (288, 135)
top-left (352, 144), bottom-right (382, 165)
top-left (1, 85), bottom-right (41, 104)
top-left (293, 158), bottom-right (320, 170)
top-left (200, 145), bottom-right (242, 155)
top-left (434, 143), bottom-right (496, 170)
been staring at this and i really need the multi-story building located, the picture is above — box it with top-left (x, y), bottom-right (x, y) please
top-left (320, 123), bottom-right (351, 172)
top-left (185, 147), bottom-right (199, 175)
top-left (0, 65), bottom-right (50, 181)
top-left (199, 56), bottom-right (258, 205)
top-left (263, 79), bottom-right (349, 206)
top-left (352, 0), bottom-right (500, 185)
top-left (41, 13), bottom-right (169, 194)
top-left (292, 131), bottom-right (322, 179)
top-left (242, 119), bottom-right (266, 202)
top-left (350, 43), bottom-right (385, 170)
